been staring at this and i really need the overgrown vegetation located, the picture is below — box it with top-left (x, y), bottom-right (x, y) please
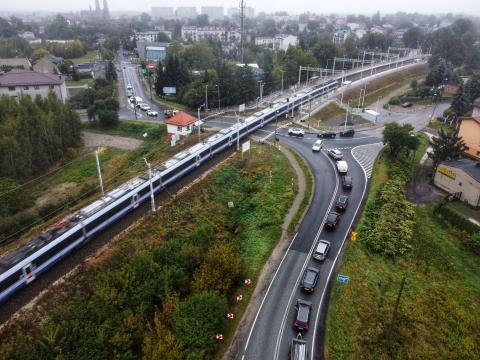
top-left (0, 145), bottom-right (297, 359)
top-left (326, 133), bottom-right (480, 359)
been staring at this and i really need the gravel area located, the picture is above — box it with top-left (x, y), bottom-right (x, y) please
top-left (82, 131), bottom-right (143, 150)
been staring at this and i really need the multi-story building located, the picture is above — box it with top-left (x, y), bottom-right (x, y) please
top-left (0, 69), bottom-right (68, 102)
top-left (181, 26), bottom-right (240, 43)
top-left (332, 29), bottom-right (351, 44)
top-left (255, 34), bottom-right (298, 51)
top-left (176, 7), bottom-right (197, 19)
top-left (134, 31), bottom-right (172, 42)
top-left (228, 6), bottom-right (254, 18)
top-left (201, 6), bottom-right (224, 21)
top-left (136, 41), bottom-right (170, 62)
top-left (227, 8), bottom-right (239, 17)
top-left (151, 7), bottom-right (175, 20)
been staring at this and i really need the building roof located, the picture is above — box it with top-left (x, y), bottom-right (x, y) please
top-left (32, 57), bottom-right (60, 75)
top-left (0, 58), bottom-right (31, 69)
top-left (442, 158), bottom-right (480, 182)
top-left (165, 111), bottom-right (197, 127)
top-left (0, 69), bottom-right (64, 87)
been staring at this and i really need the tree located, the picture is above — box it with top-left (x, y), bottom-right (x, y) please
top-left (428, 129), bottom-right (467, 169)
top-left (155, 32), bottom-right (170, 43)
top-left (382, 123), bottom-right (419, 158)
top-left (0, 178), bottom-right (32, 217)
top-left (103, 36), bottom-right (120, 51)
top-left (403, 27), bottom-right (424, 48)
top-left (0, 17), bottom-right (15, 37)
top-left (450, 88), bottom-right (471, 117)
top-left (464, 74), bottom-right (480, 104)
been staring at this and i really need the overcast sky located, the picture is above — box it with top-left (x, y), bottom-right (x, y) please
top-left (3, 0), bottom-right (480, 16)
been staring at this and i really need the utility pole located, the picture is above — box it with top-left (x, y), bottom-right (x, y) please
top-left (197, 106), bottom-right (202, 142)
top-left (239, 0), bottom-right (245, 63)
top-left (344, 101), bottom-right (350, 131)
top-left (297, 66), bottom-right (302, 88)
top-left (280, 70), bottom-right (285, 94)
top-left (236, 111), bottom-right (240, 151)
top-left (216, 84), bottom-right (220, 111)
top-left (144, 158), bottom-right (156, 212)
top-left (95, 148), bottom-right (104, 196)
top-left (306, 65), bottom-right (310, 85)
top-left (205, 85), bottom-right (208, 111)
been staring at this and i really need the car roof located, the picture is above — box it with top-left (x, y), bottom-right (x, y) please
top-left (315, 240), bottom-right (330, 252)
top-left (330, 149), bottom-right (341, 154)
top-left (314, 140), bottom-right (322, 144)
top-left (338, 195), bottom-right (348, 202)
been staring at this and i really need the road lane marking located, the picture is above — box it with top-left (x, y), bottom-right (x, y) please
top-left (273, 152), bottom-right (340, 360)
top-left (310, 145), bottom-right (370, 358)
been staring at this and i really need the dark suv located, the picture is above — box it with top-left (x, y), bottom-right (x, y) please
top-left (339, 129), bottom-right (355, 137)
top-left (342, 176), bottom-right (352, 190)
top-left (300, 267), bottom-right (320, 293)
top-left (317, 131), bottom-right (336, 138)
top-left (335, 195), bottom-right (349, 211)
top-left (325, 212), bottom-right (340, 230)
top-left (293, 299), bottom-right (312, 332)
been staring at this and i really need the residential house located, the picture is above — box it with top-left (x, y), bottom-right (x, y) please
top-left (165, 111), bottom-right (198, 142)
top-left (134, 31), bottom-right (172, 42)
top-left (434, 158), bottom-right (480, 208)
top-left (255, 34), bottom-right (298, 51)
top-left (458, 112), bottom-right (480, 161)
top-left (181, 26), bottom-right (240, 43)
top-left (33, 57), bottom-right (60, 75)
top-left (0, 69), bottom-right (68, 102)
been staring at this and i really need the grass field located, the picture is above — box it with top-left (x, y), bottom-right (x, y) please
top-left (325, 136), bottom-right (480, 360)
top-left (69, 51), bottom-right (99, 64)
top-left (310, 102), bottom-right (345, 123)
top-left (84, 120), bottom-right (166, 140)
top-left (65, 78), bottom-right (94, 87)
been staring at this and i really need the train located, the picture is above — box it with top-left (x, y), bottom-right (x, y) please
top-left (0, 79), bottom-right (339, 303)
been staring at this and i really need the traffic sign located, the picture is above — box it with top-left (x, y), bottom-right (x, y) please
top-left (351, 231), bottom-right (358, 241)
top-left (337, 274), bottom-right (349, 283)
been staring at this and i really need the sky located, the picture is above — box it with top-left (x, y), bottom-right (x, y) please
top-left (2, 0), bottom-right (480, 16)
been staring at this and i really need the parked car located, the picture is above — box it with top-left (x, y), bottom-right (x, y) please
top-left (126, 89), bottom-right (133, 97)
top-left (401, 102), bottom-right (413, 108)
top-left (312, 140), bottom-right (323, 152)
top-left (342, 176), bottom-right (352, 190)
top-left (126, 84), bottom-right (133, 91)
top-left (317, 131), bottom-right (336, 138)
top-left (313, 240), bottom-right (331, 261)
top-left (288, 128), bottom-right (305, 137)
top-left (325, 212), bottom-right (340, 230)
top-left (293, 299), bottom-right (312, 332)
top-left (300, 267), bottom-right (320, 293)
top-left (335, 195), bottom-right (349, 211)
top-left (339, 129), bottom-right (355, 137)
top-left (146, 110), bottom-right (158, 117)
top-left (328, 149), bottom-right (343, 160)
top-left (336, 160), bottom-right (348, 174)
top-left (140, 103), bottom-right (151, 111)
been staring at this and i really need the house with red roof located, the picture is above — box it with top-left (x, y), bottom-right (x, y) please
top-left (458, 107), bottom-right (480, 161)
top-left (165, 111), bottom-right (198, 142)
top-left (0, 69), bottom-right (68, 102)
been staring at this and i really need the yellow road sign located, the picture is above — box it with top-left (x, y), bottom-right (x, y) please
top-left (351, 231), bottom-right (358, 241)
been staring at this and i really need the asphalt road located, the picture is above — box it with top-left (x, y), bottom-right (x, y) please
top-left (237, 128), bottom-right (382, 360)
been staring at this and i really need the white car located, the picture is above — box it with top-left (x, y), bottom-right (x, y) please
top-left (336, 160), bottom-right (348, 174)
top-left (146, 110), bottom-right (158, 117)
top-left (312, 140), bottom-right (323, 152)
top-left (288, 128), bottom-right (305, 137)
top-left (127, 84), bottom-right (133, 90)
top-left (139, 103), bottom-right (151, 111)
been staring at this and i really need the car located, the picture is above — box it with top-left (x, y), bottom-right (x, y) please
top-left (293, 299), bottom-right (312, 332)
top-left (335, 195), bottom-right (349, 211)
top-left (300, 267), bottom-right (320, 293)
top-left (313, 240), bottom-right (330, 261)
top-left (317, 131), bottom-right (336, 138)
top-left (140, 103), bottom-right (151, 111)
top-left (336, 160), bottom-right (348, 174)
top-left (146, 110), bottom-right (158, 117)
top-left (288, 128), bottom-right (305, 137)
top-left (328, 149), bottom-right (343, 160)
top-left (126, 84), bottom-right (133, 90)
top-left (401, 102), bottom-right (413, 108)
top-left (342, 176), bottom-right (352, 190)
top-left (312, 140), bottom-right (323, 152)
top-left (325, 212), bottom-right (340, 230)
top-left (339, 129), bottom-right (355, 137)
top-left (126, 90), bottom-right (133, 97)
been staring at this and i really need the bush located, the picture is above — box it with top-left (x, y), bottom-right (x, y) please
top-left (433, 203), bottom-right (480, 234)
top-left (0, 210), bottom-right (40, 244)
top-left (466, 233), bottom-right (480, 255)
top-left (388, 97), bottom-right (401, 105)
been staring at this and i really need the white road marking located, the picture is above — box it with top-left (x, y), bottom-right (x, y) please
top-left (351, 142), bottom-right (384, 178)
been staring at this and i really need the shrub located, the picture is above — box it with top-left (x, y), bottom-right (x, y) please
top-left (0, 210), bottom-right (40, 243)
top-left (466, 232), bottom-right (480, 255)
top-left (388, 97), bottom-right (401, 105)
top-left (433, 203), bottom-right (480, 235)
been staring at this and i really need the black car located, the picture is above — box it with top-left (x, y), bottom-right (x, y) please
top-left (300, 267), bottom-right (320, 293)
top-left (335, 195), bottom-right (349, 211)
top-left (401, 102), bottom-right (413, 108)
top-left (293, 299), bottom-right (312, 332)
top-left (325, 212), bottom-right (340, 230)
top-left (342, 176), bottom-right (352, 190)
top-left (317, 131), bottom-right (336, 138)
top-left (339, 129), bottom-right (355, 137)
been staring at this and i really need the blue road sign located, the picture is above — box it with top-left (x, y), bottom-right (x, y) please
top-left (337, 274), bottom-right (349, 283)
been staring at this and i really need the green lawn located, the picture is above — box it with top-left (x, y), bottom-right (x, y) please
top-left (66, 78), bottom-right (94, 87)
top-left (69, 51), bottom-right (100, 64)
top-left (310, 102), bottom-right (345, 123)
top-left (84, 120), bottom-right (167, 140)
top-left (325, 136), bottom-right (480, 360)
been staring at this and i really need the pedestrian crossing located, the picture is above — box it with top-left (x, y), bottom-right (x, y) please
top-left (351, 143), bottom-right (384, 178)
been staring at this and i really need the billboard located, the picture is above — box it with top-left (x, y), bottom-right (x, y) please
top-left (163, 87), bottom-right (177, 94)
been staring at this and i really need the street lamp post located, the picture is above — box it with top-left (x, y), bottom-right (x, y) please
top-left (344, 100), bottom-right (350, 131)
top-left (144, 158), bottom-right (156, 212)
top-left (280, 70), bottom-right (285, 94)
top-left (216, 84), bottom-right (220, 111)
top-left (274, 110), bottom-right (280, 144)
top-left (205, 85), bottom-right (208, 112)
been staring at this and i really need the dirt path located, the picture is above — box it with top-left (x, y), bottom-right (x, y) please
top-left (223, 142), bottom-right (313, 359)
top-left (82, 131), bottom-right (143, 150)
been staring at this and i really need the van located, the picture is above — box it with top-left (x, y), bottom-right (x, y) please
top-left (336, 160), bottom-right (348, 174)
top-left (313, 240), bottom-right (330, 261)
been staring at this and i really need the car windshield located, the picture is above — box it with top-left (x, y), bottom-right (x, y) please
top-left (338, 196), bottom-right (347, 203)
top-left (297, 304), bottom-right (310, 322)
top-left (314, 141), bottom-right (322, 146)
top-left (327, 213), bottom-right (337, 222)
top-left (304, 270), bottom-right (317, 286)
top-left (344, 176), bottom-right (352, 182)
